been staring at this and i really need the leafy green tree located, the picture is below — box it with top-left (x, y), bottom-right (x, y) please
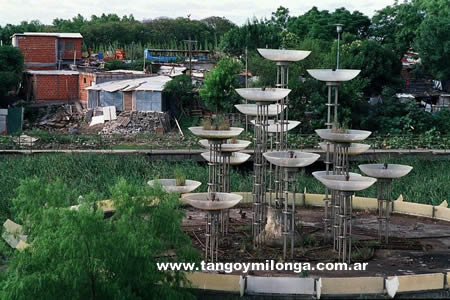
top-left (163, 74), bottom-right (196, 116)
top-left (287, 7), bottom-right (370, 41)
top-left (415, 15), bottom-right (450, 81)
top-left (0, 46), bottom-right (24, 99)
top-left (1, 178), bottom-right (200, 300)
top-left (199, 57), bottom-right (242, 112)
top-left (371, 1), bottom-right (424, 59)
top-left (270, 6), bottom-right (290, 29)
top-left (220, 18), bottom-right (281, 56)
top-left (337, 39), bottom-right (402, 96)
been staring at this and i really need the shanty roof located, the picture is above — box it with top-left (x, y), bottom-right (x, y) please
top-left (13, 32), bottom-right (83, 39)
top-left (26, 70), bottom-right (79, 75)
top-left (86, 76), bottom-right (173, 92)
top-left (105, 69), bottom-right (146, 75)
top-left (158, 65), bottom-right (187, 77)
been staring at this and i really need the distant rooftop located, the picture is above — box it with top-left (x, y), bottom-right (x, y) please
top-left (13, 32), bottom-right (83, 39)
top-left (86, 75), bottom-right (172, 92)
top-left (26, 70), bottom-right (79, 75)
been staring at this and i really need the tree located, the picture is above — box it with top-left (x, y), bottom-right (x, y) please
top-left (0, 46), bottom-right (24, 99)
top-left (163, 74), bottom-right (196, 116)
top-left (199, 57), bottom-right (242, 113)
top-left (270, 6), bottom-right (290, 30)
top-left (287, 7), bottom-right (370, 41)
top-left (415, 15), bottom-right (450, 81)
top-left (219, 18), bottom-right (281, 56)
top-left (370, 1), bottom-right (424, 59)
top-left (1, 178), bottom-right (200, 299)
top-left (337, 39), bottom-right (402, 96)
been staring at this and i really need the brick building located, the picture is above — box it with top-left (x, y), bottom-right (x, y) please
top-left (12, 32), bottom-right (83, 70)
top-left (24, 70), bottom-right (80, 102)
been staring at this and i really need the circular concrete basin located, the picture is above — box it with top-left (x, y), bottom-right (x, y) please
top-left (183, 192), bottom-right (243, 210)
top-left (189, 127), bottom-right (243, 139)
top-left (234, 104), bottom-right (286, 116)
top-left (235, 88), bottom-right (291, 102)
top-left (315, 129), bottom-right (372, 143)
top-left (312, 170), bottom-right (363, 177)
top-left (307, 69), bottom-right (361, 82)
top-left (201, 152), bottom-right (251, 165)
top-left (251, 120), bottom-right (300, 133)
top-left (257, 48), bottom-right (311, 62)
top-left (147, 179), bottom-right (201, 194)
top-left (319, 142), bottom-right (370, 155)
top-left (199, 139), bottom-right (251, 152)
top-left (359, 164), bottom-right (413, 179)
top-left (263, 151), bottom-right (320, 168)
top-left (312, 172), bottom-right (377, 192)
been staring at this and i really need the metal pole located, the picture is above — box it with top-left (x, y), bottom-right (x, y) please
top-left (245, 47), bottom-right (248, 132)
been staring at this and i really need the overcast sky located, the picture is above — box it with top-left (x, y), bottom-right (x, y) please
top-left (0, 0), bottom-right (396, 26)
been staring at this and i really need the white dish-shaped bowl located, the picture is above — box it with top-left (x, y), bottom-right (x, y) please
top-left (183, 192), bottom-right (243, 210)
top-left (312, 171), bottom-right (362, 178)
top-left (319, 142), bottom-right (370, 155)
top-left (315, 129), bottom-right (372, 143)
top-left (257, 48), bottom-right (311, 62)
top-left (147, 179), bottom-right (202, 194)
top-left (235, 88), bottom-right (291, 102)
top-left (358, 164), bottom-right (413, 179)
top-left (189, 127), bottom-right (243, 139)
top-left (312, 173), bottom-right (377, 192)
top-left (201, 152), bottom-right (251, 165)
top-left (307, 69), bottom-right (361, 82)
top-left (199, 139), bottom-right (251, 152)
top-left (234, 104), bottom-right (286, 116)
top-left (251, 120), bottom-right (300, 133)
top-left (263, 151), bottom-right (320, 168)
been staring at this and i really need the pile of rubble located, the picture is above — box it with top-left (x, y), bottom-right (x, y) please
top-left (24, 104), bottom-right (83, 132)
top-left (99, 111), bottom-right (170, 135)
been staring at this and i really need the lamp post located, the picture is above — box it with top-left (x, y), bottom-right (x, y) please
top-left (335, 24), bottom-right (343, 69)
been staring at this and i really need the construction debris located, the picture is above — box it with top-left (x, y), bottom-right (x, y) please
top-left (25, 104), bottom-right (83, 132)
top-left (2, 219), bottom-right (29, 251)
top-left (13, 134), bottom-right (39, 147)
top-left (99, 111), bottom-right (170, 135)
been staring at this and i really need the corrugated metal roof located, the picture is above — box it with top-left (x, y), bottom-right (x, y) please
top-left (86, 76), bottom-right (172, 92)
top-left (26, 70), bottom-right (79, 75)
top-left (13, 32), bottom-right (83, 38)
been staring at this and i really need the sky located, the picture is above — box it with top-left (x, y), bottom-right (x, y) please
top-left (0, 0), bottom-right (396, 26)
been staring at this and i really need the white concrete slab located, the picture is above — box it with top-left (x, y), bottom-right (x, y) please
top-left (246, 276), bottom-right (315, 295)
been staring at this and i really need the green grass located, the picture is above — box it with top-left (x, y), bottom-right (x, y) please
top-left (0, 154), bottom-right (447, 221)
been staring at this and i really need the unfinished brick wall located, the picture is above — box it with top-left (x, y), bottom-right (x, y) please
top-left (59, 38), bottom-right (83, 60)
top-left (16, 36), bottom-right (57, 67)
top-left (33, 74), bottom-right (79, 101)
top-left (79, 73), bottom-right (96, 105)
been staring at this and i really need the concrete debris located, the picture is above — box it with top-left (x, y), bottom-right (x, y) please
top-left (13, 134), bottom-right (39, 146)
top-left (99, 111), bottom-right (170, 135)
top-left (2, 219), bottom-right (29, 250)
top-left (25, 104), bottom-right (83, 132)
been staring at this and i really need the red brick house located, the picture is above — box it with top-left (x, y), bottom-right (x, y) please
top-left (12, 32), bottom-right (83, 70)
top-left (24, 70), bottom-right (80, 102)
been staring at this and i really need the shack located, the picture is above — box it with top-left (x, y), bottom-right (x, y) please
top-left (85, 76), bottom-right (172, 112)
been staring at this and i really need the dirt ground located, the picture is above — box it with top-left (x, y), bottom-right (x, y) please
top-left (183, 205), bottom-right (450, 277)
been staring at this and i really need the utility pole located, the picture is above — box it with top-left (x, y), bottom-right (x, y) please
top-left (184, 39), bottom-right (197, 79)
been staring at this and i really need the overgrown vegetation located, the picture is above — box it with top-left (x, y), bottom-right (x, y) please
top-left (0, 154), bottom-right (447, 222)
top-left (1, 177), bottom-right (200, 299)
top-left (0, 46), bottom-right (24, 100)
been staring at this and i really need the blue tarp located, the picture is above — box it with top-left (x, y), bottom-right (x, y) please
top-left (144, 49), bottom-right (179, 62)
